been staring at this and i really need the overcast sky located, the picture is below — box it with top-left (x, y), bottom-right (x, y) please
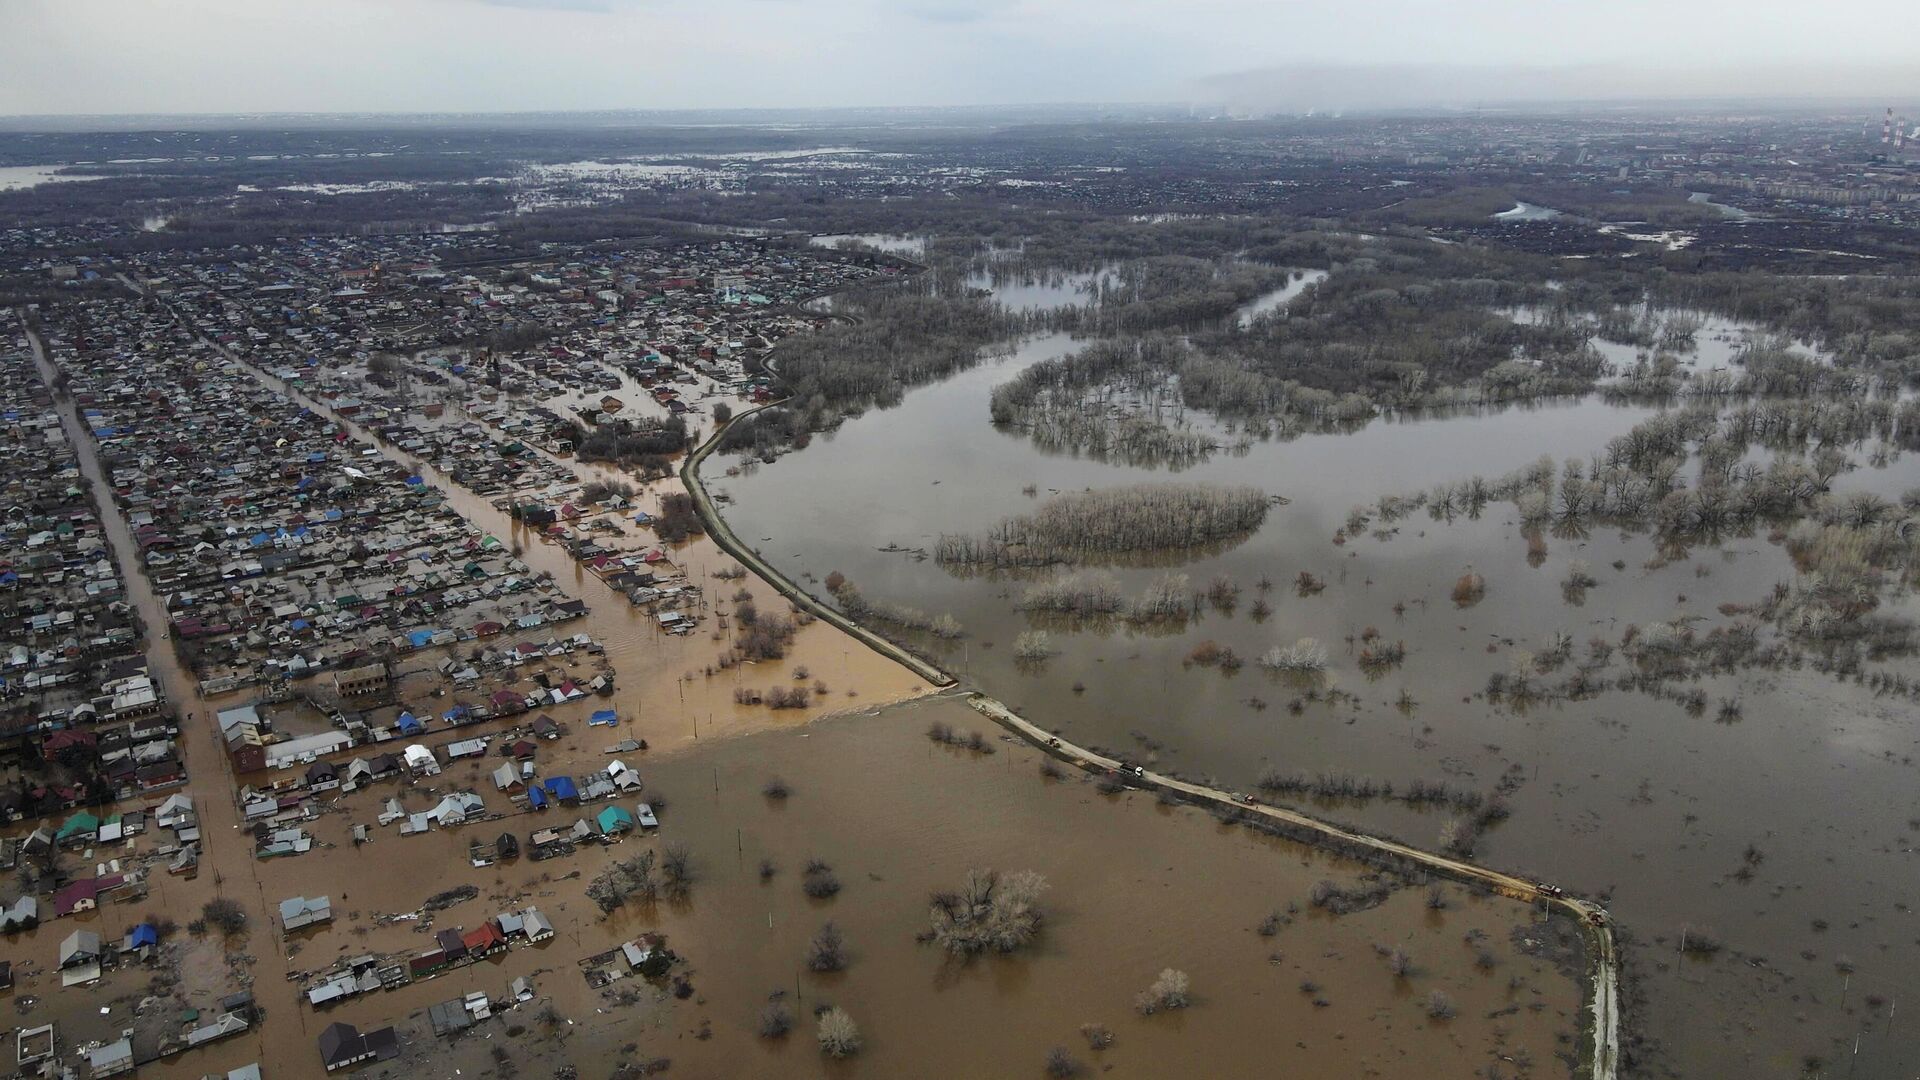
top-left (4, 0), bottom-right (1917, 116)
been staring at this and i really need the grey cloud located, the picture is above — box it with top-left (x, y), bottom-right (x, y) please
top-left (1196, 61), bottom-right (1920, 114)
top-left (470, 0), bottom-right (616, 11)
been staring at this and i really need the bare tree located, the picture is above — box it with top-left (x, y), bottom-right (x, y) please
top-left (805, 921), bottom-right (847, 972)
top-left (1134, 968), bottom-right (1192, 1014)
top-left (756, 997), bottom-right (792, 1039)
top-left (816, 1007), bottom-right (862, 1058)
top-left (926, 869), bottom-right (1048, 955)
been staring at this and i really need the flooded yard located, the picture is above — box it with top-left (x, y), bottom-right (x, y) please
top-left (257, 697), bottom-right (1583, 1079)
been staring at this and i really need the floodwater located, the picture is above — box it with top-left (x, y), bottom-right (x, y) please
top-left (1233, 269), bottom-right (1328, 328)
top-left (6, 322), bottom-right (931, 1078)
top-left (255, 697), bottom-right (1583, 1080)
top-left (808, 233), bottom-right (927, 259)
top-left (709, 281), bottom-right (1920, 1075)
top-left (1687, 192), bottom-right (1753, 222)
top-left (1494, 202), bottom-right (1564, 222)
top-left (964, 265), bottom-right (1113, 313)
top-left (252, 365), bottom-right (936, 755)
top-left (1500, 303), bottom-right (1833, 382)
top-left (0, 164), bottom-right (105, 191)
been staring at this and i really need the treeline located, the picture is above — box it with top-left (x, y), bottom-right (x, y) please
top-left (936, 483), bottom-right (1268, 568)
top-left (1193, 244), bottom-right (1601, 411)
top-left (980, 234), bottom-right (1621, 450)
top-left (571, 415), bottom-right (691, 467)
top-left (990, 337), bottom-right (1219, 470)
top-left (1017, 570), bottom-right (1195, 625)
top-left (824, 573), bottom-right (963, 639)
top-left (1081, 256), bottom-right (1298, 330)
top-left (1005, 230), bottom-right (1920, 447)
top-left (1378, 400), bottom-right (1920, 665)
top-left (1523, 268), bottom-right (1920, 383)
top-left (745, 270), bottom-right (1034, 448)
top-left (716, 406), bottom-right (810, 460)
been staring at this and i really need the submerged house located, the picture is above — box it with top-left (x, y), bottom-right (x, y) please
top-left (317, 1022), bottom-right (398, 1072)
top-left (596, 804), bottom-right (633, 836)
top-left (281, 895), bottom-right (333, 931)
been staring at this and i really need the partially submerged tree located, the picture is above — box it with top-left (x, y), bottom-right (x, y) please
top-left (926, 869), bottom-right (1048, 955)
top-left (756, 998), bottom-right (792, 1039)
top-left (816, 1007), bottom-right (862, 1058)
top-left (802, 859), bottom-right (842, 899)
top-left (1134, 968), bottom-right (1192, 1014)
top-left (805, 921), bottom-right (847, 972)
top-left (200, 898), bottom-right (247, 937)
top-left (589, 850), bottom-right (658, 912)
top-left (1013, 630), bottom-right (1054, 661)
top-left (660, 842), bottom-right (694, 901)
top-left (1260, 638), bottom-right (1328, 673)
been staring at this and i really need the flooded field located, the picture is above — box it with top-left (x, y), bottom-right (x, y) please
top-left (708, 285), bottom-right (1920, 1075)
top-left (270, 696), bottom-right (1583, 1079)
top-left (808, 233), bottom-right (928, 259)
top-left (4, 698), bottom-right (1581, 1079)
top-left (1495, 202), bottom-right (1565, 222)
top-left (0, 164), bottom-right (106, 190)
top-left (1234, 269), bottom-right (1329, 327)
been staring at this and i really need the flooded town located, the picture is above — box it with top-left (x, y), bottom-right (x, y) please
top-left (4, 5), bottom-right (1920, 1077)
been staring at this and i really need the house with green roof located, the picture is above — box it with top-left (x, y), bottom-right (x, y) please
top-left (57, 811), bottom-right (101, 847)
top-left (596, 805), bottom-right (633, 836)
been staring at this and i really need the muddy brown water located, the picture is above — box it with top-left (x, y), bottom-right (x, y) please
top-left (7, 325), bottom-right (922, 1079)
top-left (259, 697), bottom-right (1582, 1080)
top-left (247, 358), bottom-right (936, 752)
top-left (708, 324), bottom-right (1920, 1076)
top-left (15, 276), bottom-right (1909, 1077)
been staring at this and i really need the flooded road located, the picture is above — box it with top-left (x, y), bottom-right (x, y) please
top-left (705, 297), bottom-right (1920, 1075)
top-left (23, 326), bottom-right (296, 1077)
top-left (223, 339), bottom-right (937, 755)
top-left (7, 310), bottom-right (923, 1077)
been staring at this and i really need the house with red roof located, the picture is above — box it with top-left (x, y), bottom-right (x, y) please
top-left (54, 874), bottom-right (127, 918)
top-left (461, 922), bottom-right (507, 959)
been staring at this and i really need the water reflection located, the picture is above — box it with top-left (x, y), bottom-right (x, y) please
top-left (708, 270), bottom-right (1920, 1076)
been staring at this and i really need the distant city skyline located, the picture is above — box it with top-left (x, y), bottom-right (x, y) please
top-left (4, 0), bottom-right (1918, 117)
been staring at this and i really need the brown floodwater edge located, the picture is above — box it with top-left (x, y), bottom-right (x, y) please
top-left (255, 696), bottom-right (1587, 1080)
top-left (687, 406), bottom-right (1622, 1079)
top-left (680, 397), bottom-right (954, 690)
